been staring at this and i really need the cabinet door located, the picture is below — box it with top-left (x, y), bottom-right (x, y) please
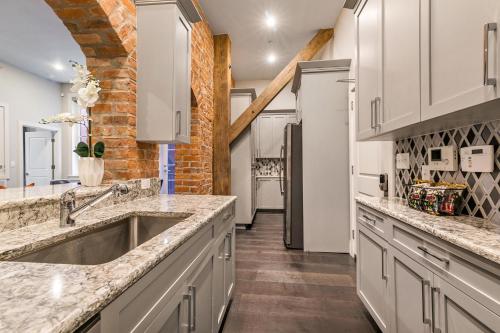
top-left (224, 227), bottom-right (235, 301)
top-left (272, 115), bottom-right (287, 157)
top-left (173, 8), bottom-right (192, 143)
top-left (421, 0), bottom-right (500, 120)
top-left (186, 257), bottom-right (213, 333)
top-left (212, 236), bottom-right (226, 332)
top-left (389, 247), bottom-right (433, 333)
top-left (433, 276), bottom-right (500, 333)
top-left (258, 115), bottom-right (274, 158)
top-left (357, 226), bottom-right (390, 332)
top-left (144, 287), bottom-right (188, 333)
top-left (296, 89), bottom-right (303, 123)
top-left (381, 0), bottom-right (421, 133)
top-left (256, 178), bottom-right (283, 209)
top-left (356, 0), bottom-right (382, 139)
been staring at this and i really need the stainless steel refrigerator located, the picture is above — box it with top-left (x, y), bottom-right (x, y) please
top-left (281, 122), bottom-right (303, 249)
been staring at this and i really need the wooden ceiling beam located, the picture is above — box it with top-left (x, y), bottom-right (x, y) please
top-left (229, 28), bottom-right (334, 143)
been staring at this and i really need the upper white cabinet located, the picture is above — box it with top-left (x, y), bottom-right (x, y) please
top-left (381, 0), bottom-right (421, 132)
top-left (255, 113), bottom-right (293, 158)
top-left (356, 0), bottom-right (382, 140)
top-left (355, 0), bottom-right (500, 139)
top-left (0, 105), bottom-right (7, 180)
top-left (136, 0), bottom-right (201, 144)
top-left (420, 0), bottom-right (500, 120)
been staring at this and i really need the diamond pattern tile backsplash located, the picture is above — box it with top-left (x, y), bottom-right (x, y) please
top-left (256, 158), bottom-right (281, 177)
top-left (395, 120), bottom-right (500, 224)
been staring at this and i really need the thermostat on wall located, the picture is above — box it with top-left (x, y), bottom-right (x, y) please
top-left (460, 145), bottom-right (494, 172)
top-left (428, 146), bottom-right (458, 171)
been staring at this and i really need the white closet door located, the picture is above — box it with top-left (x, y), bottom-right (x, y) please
top-left (0, 106), bottom-right (6, 179)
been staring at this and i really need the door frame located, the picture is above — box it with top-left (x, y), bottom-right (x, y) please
top-left (0, 103), bottom-right (10, 181)
top-left (18, 121), bottom-right (62, 186)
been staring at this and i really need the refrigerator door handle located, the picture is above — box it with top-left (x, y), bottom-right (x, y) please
top-left (279, 145), bottom-right (285, 195)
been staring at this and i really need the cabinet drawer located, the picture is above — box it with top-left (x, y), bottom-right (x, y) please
top-left (214, 203), bottom-right (235, 237)
top-left (391, 222), bottom-right (500, 315)
top-left (357, 205), bottom-right (391, 241)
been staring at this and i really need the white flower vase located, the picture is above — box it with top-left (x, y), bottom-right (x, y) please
top-left (78, 157), bottom-right (104, 187)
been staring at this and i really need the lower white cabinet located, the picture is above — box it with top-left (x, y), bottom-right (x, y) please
top-left (256, 178), bottom-right (283, 210)
top-left (357, 203), bottom-right (500, 333)
top-left (99, 205), bottom-right (235, 333)
top-left (357, 226), bottom-right (391, 332)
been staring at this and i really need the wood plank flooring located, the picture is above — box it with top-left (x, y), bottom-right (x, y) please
top-left (222, 213), bottom-right (381, 333)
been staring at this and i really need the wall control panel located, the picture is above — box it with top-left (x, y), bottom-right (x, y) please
top-left (428, 146), bottom-right (458, 171)
top-left (460, 145), bottom-right (494, 172)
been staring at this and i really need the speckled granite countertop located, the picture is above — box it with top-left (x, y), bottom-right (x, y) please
top-left (0, 194), bottom-right (236, 333)
top-left (356, 195), bottom-right (500, 265)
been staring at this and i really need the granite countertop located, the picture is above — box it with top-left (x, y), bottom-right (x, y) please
top-left (356, 195), bottom-right (500, 265)
top-left (0, 194), bottom-right (236, 333)
top-left (0, 183), bottom-right (109, 210)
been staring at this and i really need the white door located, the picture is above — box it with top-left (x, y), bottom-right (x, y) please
top-left (24, 131), bottom-right (53, 186)
top-left (0, 106), bottom-right (6, 179)
top-left (159, 144), bottom-right (169, 194)
top-left (272, 114), bottom-right (286, 157)
top-left (421, 0), bottom-right (500, 120)
top-left (356, 0), bottom-right (382, 139)
top-left (381, 0), bottom-right (421, 133)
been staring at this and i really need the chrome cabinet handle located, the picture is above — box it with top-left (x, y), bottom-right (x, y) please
top-left (421, 280), bottom-right (431, 325)
top-left (375, 96), bottom-right (382, 126)
top-left (417, 246), bottom-right (450, 266)
top-left (175, 110), bottom-right (181, 136)
top-left (362, 214), bottom-right (376, 225)
top-left (484, 23), bottom-right (497, 86)
top-left (187, 286), bottom-right (196, 331)
top-left (381, 248), bottom-right (388, 280)
top-left (225, 231), bottom-right (233, 260)
top-left (370, 99), bottom-right (376, 129)
top-left (431, 287), bottom-right (441, 333)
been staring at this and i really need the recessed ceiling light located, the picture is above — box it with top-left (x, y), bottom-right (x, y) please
top-left (52, 62), bottom-right (64, 71)
top-left (265, 12), bottom-right (277, 29)
top-left (267, 53), bottom-right (277, 64)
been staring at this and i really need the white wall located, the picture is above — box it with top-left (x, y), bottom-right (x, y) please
top-left (235, 80), bottom-right (295, 110)
top-left (0, 62), bottom-right (62, 187)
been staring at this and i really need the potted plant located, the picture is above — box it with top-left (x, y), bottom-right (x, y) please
top-left (41, 62), bottom-right (105, 186)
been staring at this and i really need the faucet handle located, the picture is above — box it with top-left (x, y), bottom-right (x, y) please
top-left (115, 184), bottom-right (129, 196)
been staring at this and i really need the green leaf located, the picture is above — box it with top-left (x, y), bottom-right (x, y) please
top-left (93, 141), bottom-right (105, 158)
top-left (74, 142), bottom-right (89, 157)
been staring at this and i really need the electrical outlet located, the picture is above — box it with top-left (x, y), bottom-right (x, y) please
top-left (141, 178), bottom-right (151, 189)
top-left (396, 153), bottom-right (410, 170)
top-left (422, 165), bottom-right (431, 181)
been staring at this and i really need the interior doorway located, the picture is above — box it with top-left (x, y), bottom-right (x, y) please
top-left (23, 127), bottom-right (55, 186)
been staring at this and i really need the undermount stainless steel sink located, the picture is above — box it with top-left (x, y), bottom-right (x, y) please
top-left (11, 215), bottom-right (190, 265)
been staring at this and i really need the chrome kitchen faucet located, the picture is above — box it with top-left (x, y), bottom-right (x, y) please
top-left (59, 184), bottom-right (129, 227)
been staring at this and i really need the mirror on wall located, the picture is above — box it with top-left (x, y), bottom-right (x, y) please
top-left (0, 0), bottom-right (86, 189)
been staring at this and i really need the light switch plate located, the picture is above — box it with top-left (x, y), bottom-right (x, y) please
top-left (141, 178), bottom-right (151, 189)
top-left (422, 165), bottom-right (431, 181)
top-left (396, 153), bottom-right (410, 170)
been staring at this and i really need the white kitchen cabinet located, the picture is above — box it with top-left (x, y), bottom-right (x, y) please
top-left (136, 0), bottom-right (200, 144)
top-left (421, 0), bottom-right (500, 121)
top-left (357, 226), bottom-right (390, 332)
top-left (434, 276), bottom-right (500, 333)
top-left (186, 256), bottom-right (213, 333)
top-left (212, 234), bottom-right (226, 331)
top-left (380, 0), bottom-right (421, 133)
top-left (388, 247), bottom-right (433, 333)
top-left (224, 227), bottom-right (235, 301)
top-left (256, 113), bottom-right (293, 158)
top-left (256, 178), bottom-right (283, 209)
top-left (356, 0), bottom-right (382, 139)
top-left (0, 105), bottom-right (7, 179)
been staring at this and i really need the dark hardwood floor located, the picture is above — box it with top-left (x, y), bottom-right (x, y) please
top-left (222, 213), bottom-right (381, 333)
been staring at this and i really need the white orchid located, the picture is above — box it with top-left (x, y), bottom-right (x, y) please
top-left (40, 112), bottom-right (85, 127)
top-left (69, 61), bottom-right (101, 108)
top-left (77, 80), bottom-right (101, 108)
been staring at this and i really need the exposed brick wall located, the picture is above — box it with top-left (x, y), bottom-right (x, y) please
top-left (45, 0), bottom-right (158, 182)
top-left (175, 0), bottom-right (215, 194)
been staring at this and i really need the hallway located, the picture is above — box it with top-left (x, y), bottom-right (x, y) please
top-left (222, 213), bottom-right (380, 333)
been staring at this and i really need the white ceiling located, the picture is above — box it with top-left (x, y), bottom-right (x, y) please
top-left (198, 0), bottom-right (344, 81)
top-left (0, 0), bottom-right (85, 83)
